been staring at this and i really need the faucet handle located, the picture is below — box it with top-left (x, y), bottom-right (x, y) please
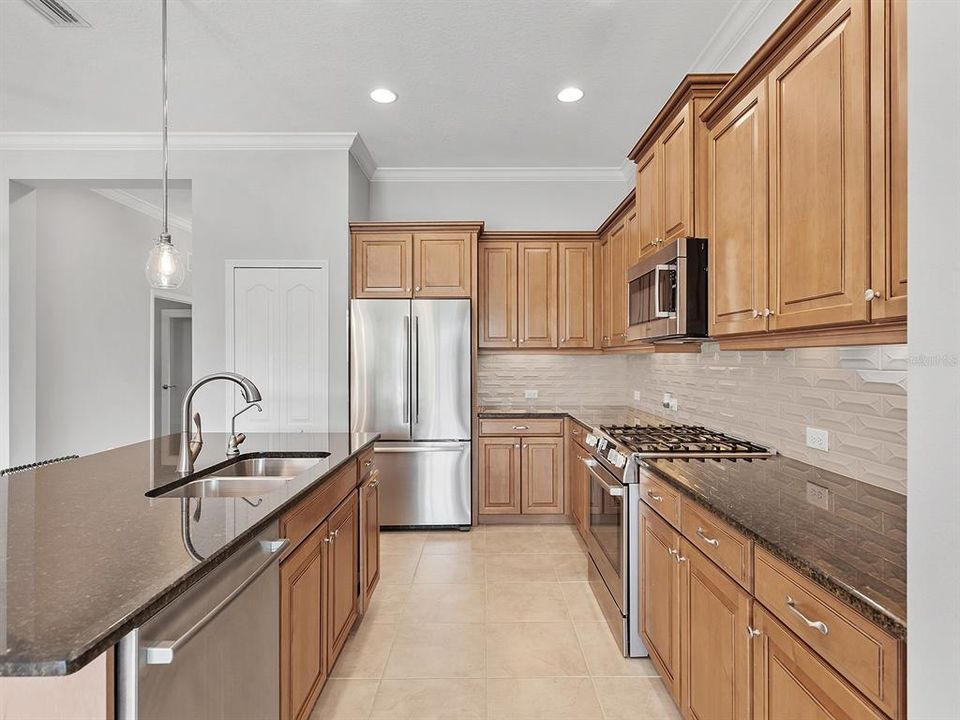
top-left (192, 412), bottom-right (202, 440)
top-left (189, 412), bottom-right (203, 463)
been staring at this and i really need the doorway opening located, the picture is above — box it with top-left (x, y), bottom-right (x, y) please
top-left (152, 294), bottom-right (192, 438)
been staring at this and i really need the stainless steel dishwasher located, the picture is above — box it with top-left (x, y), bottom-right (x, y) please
top-left (115, 520), bottom-right (287, 720)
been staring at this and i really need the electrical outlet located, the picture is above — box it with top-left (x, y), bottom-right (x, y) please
top-left (524, 389), bottom-right (539, 400)
top-left (806, 427), bottom-right (829, 452)
top-left (806, 481), bottom-right (831, 510)
top-left (668, 397), bottom-right (678, 411)
top-left (633, 390), bottom-right (641, 402)
top-left (661, 392), bottom-right (673, 409)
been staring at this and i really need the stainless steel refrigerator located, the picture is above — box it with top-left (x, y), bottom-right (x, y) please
top-left (350, 298), bottom-right (471, 527)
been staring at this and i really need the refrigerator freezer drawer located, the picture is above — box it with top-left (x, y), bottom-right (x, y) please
top-left (375, 441), bottom-right (471, 527)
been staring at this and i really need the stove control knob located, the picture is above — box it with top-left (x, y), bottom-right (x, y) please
top-left (585, 434), bottom-right (598, 447)
top-left (607, 450), bottom-right (626, 468)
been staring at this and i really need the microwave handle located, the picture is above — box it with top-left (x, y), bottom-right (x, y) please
top-left (654, 264), bottom-right (674, 319)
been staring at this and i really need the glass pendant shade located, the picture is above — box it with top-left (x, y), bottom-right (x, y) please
top-left (145, 236), bottom-right (185, 289)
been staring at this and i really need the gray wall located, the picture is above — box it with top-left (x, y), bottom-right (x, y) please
top-left (8, 182), bottom-right (37, 466)
top-left (907, 0), bottom-right (960, 716)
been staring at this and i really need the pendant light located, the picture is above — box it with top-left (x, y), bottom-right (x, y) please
top-left (145, 0), bottom-right (185, 289)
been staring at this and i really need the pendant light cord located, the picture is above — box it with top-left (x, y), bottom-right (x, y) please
top-left (160, 0), bottom-right (169, 241)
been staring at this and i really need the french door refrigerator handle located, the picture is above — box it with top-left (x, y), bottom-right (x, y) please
top-left (403, 315), bottom-right (411, 424)
top-left (414, 315), bottom-right (420, 425)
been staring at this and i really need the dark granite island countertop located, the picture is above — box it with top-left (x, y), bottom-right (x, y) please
top-left (0, 431), bottom-right (378, 677)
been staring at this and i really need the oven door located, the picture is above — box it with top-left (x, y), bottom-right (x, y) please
top-left (583, 457), bottom-right (627, 612)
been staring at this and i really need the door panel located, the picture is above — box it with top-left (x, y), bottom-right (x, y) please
top-left (478, 437), bottom-right (521, 515)
top-left (768, 0), bottom-right (869, 330)
top-left (600, 237), bottom-right (613, 347)
top-left (349, 299), bottom-right (410, 440)
top-left (636, 149), bottom-right (660, 257)
top-left (361, 474), bottom-right (380, 608)
top-left (558, 242), bottom-right (595, 349)
top-left (518, 242), bottom-right (558, 348)
top-left (374, 442), bottom-right (472, 526)
top-left (327, 492), bottom-right (359, 671)
top-left (479, 242), bottom-right (518, 348)
top-left (640, 504), bottom-right (681, 703)
top-left (521, 436), bottom-right (564, 514)
top-left (353, 233), bottom-right (412, 298)
top-left (709, 85), bottom-right (769, 336)
top-left (414, 232), bottom-right (471, 298)
top-left (412, 299), bottom-right (471, 440)
top-left (682, 541), bottom-right (752, 720)
top-left (607, 222), bottom-right (627, 346)
top-left (660, 106), bottom-right (693, 241)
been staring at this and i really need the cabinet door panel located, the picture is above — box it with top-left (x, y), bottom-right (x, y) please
top-left (479, 242), bottom-right (518, 348)
top-left (478, 437), bottom-right (521, 514)
top-left (414, 232), bottom-right (471, 298)
top-left (518, 242), bottom-right (558, 348)
top-left (753, 606), bottom-right (885, 720)
top-left (558, 242), bottom-right (595, 349)
top-left (709, 84), bottom-right (769, 337)
top-left (327, 491), bottom-right (359, 671)
top-left (353, 233), bottom-right (412, 298)
top-left (280, 523), bottom-right (327, 720)
top-left (636, 149), bottom-right (660, 257)
top-left (521, 436), bottom-right (564, 514)
top-left (640, 504), bottom-right (681, 702)
top-left (682, 541), bottom-right (752, 720)
top-left (768, 0), bottom-right (869, 330)
top-left (600, 237), bottom-right (613, 347)
top-left (610, 222), bottom-right (627, 346)
top-left (361, 474), bottom-right (380, 608)
top-left (660, 106), bottom-right (693, 241)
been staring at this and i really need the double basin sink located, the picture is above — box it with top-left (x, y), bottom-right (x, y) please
top-left (151, 454), bottom-right (330, 499)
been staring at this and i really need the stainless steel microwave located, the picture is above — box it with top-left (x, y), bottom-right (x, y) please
top-left (626, 237), bottom-right (708, 343)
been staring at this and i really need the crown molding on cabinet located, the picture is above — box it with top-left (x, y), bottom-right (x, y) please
top-left (369, 166), bottom-right (633, 183)
top-left (90, 188), bottom-right (192, 233)
top-left (689, 0), bottom-right (779, 73)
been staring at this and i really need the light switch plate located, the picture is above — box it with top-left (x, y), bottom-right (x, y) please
top-left (524, 389), bottom-right (539, 400)
top-left (806, 481), bottom-right (831, 510)
top-left (806, 427), bottom-right (829, 452)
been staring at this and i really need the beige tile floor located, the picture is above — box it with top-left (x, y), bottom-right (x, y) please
top-left (311, 524), bottom-right (680, 720)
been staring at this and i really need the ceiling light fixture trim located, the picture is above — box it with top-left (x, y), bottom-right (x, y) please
top-left (557, 87), bottom-right (584, 103)
top-left (369, 88), bottom-right (398, 104)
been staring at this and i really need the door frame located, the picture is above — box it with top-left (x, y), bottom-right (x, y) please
top-left (224, 259), bottom-right (329, 428)
top-left (148, 289), bottom-right (192, 441)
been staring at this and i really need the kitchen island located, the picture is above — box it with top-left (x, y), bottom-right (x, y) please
top-left (0, 431), bottom-right (378, 678)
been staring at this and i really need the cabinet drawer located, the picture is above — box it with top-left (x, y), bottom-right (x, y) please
top-left (754, 547), bottom-right (903, 719)
top-left (569, 421), bottom-right (592, 451)
top-left (638, 472), bottom-right (681, 528)
top-left (281, 459), bottom-right (357, 551)
top-left (479, 418), bottom-right (563, 436)
top-left (680, 498), bottom-right (753, 590)
top-left (358, 445), bottom-right (376, 480)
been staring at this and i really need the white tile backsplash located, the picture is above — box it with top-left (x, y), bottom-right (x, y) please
top-left (477, 342), bottom-right (908, 495)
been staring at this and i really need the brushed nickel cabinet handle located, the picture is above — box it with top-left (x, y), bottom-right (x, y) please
top-left (746, 626), bottom-right (761, 638)
top-left (512, 425), bottom-right (529, 430)
top-left (668, 547), bottom-right (686, 563)
top-left (786, 596), bottom-right (829, 635)
top-left (647, 490), bottom-right (663, 502)
top-left (751, 309), bottom-right (760, 318)
top-left (696, 527), bottom-right (720, 547)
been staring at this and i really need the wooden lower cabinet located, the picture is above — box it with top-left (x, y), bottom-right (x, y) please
top-left (478, 437), bottom-right (522, 515)
top-left (360, 471), bottom-right (380, 611)
top-left (567, 432), bottom-right (589, 538)
top-left (752, 605), bottom-right (886, 720)
top-left (681, 540), bottom-right (752, 720)
top-left (479, 427), bottom-right (565, 517)
top-left (326, 491), bottom-right (360, 672)
top-left (639, 503), bottom-right (682, 703)
top-left (520, 436), bottom-right (564, 514)
top-left (280, 521), bottom-right (328, 720)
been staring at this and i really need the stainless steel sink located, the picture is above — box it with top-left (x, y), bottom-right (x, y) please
top-left (153, 454), bottom-right (328, 499)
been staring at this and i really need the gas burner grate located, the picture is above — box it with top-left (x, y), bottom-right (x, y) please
top-left (599, 424), bottom-right (774, 460)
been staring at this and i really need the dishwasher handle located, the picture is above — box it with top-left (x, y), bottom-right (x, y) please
top-left (144, 538), bottom-right (289, 665)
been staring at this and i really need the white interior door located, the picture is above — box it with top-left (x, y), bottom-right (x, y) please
top-left (232, 266), bottom-right (329, 433)
top-left (159, 309), bottom-right (193, 436)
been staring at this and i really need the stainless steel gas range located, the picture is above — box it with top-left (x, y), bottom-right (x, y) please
top-left (581, 423), bottom-right (774, 658)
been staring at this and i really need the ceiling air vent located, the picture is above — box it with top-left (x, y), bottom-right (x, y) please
top-left (21, 0), bottom-right (90, 27)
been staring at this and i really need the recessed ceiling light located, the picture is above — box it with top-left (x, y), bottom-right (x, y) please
top-left (370, 88), bottom-right (398, 104)
top-left (557, 87), bottom-right (584, 103)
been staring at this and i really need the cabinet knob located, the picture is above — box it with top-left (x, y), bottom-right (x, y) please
top-left (865, 288), bottom-right (882, 301)
top-left (761, 308), bottom-right (774, 317)
top-left (751, 309), bottom-right (760, 319)
top-left (511, 337), bottom-right (517, 343)
top-left (416, 286), bottom-right (421, 292)
top-left (515, 443), bottom-right (520, 448)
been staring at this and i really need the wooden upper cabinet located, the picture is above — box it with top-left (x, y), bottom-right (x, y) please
top-left (479, 241), bottom-right (518, 348)
top-left (520, 436), bottom-right (564, 514)
top-left (767, 0), bottom-right (870, 331)
top-left (599, 236), bottom-right (612, 348)
top-left (608, 221), bottom-right (627, 346)
top-left (681, 541), bottom-right (752, 720)
top-left (518, 242), bottom-right (558, 348)
top-left (635, 148), bottom-right (661, 257)
top-left (640, 503), bottom-right (682, 703)
top-left (352, 233), bottom-right (412, 298)
top-left (326, 491), bottom-right (359, 672)
top-left (413, 232), bottom-right (471, 298)
top-left (659, 105), bottom-right (694, 241)
top-left (709, 84), bottom-right (770, 337)
top-left (558, 242), bottom-right (594, 349)
top-left (478, 436), bottom-right (521, 514)
top-left (870, 0), bottom-right (907, 321)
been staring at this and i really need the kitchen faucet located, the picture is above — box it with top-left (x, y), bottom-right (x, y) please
top-left (177, 372), bottom-right (262, 474)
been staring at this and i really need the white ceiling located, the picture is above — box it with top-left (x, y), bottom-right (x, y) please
top-left (2, 0), bottom-right (757, 169)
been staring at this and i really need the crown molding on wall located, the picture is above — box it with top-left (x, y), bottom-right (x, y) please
top-left (0, 131), bottom-right (362, 151)
top-left (347, 134), bottom-right (377, 180)
top-left (370, 166), bottom-right (632, 183)
top-left (689, 0), bottom-right (777, 72)
top-left (90, 188), bottom-right (192, 233)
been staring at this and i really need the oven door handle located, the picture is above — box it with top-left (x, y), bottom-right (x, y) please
top-left (581, 457), bottom-right (624, 497)
top-left (654, 264), bottom-right (674, 319)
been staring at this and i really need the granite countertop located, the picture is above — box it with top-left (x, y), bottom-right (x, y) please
top-left (478, 404), bottom-right (906, 636)
top-left (646, 455), bottom-right (906, 637)
top-left (0, 431), bottom-right (378, 677)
